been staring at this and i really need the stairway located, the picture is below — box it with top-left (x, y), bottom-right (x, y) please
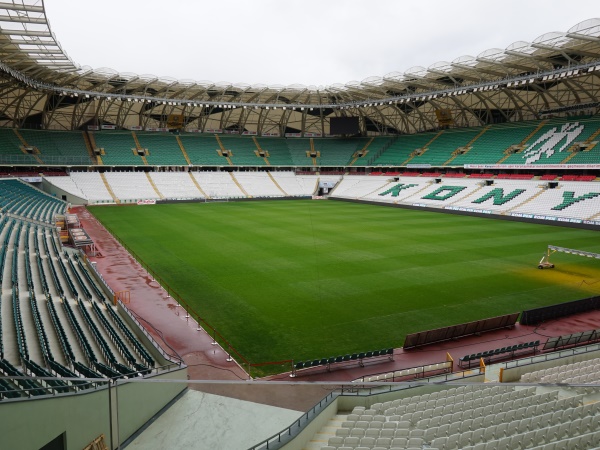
top-left (99, 173), bottom-right (120, 204)
top-left (145, 173), bottom-right (164, 199)
top-left (349, 137), bottom-right (374, 166)
top-left (401, 131), bottom-right (442, 165)
top-left (444, 126), bottom-right (490, 165)
top-left (188, 172), bottom-right (210, 199)
top-left (229, 172), bottom-right (250, 197)
top-left (215, 135), bottom-right (233, 165)
top-left (175, 135), bottom-right (192, 165)
top-left (561, 127), bottom-right (600, 163)
top-left (267, 172), bottom-right (288, 196)
top-left (13, 129), bottom-right (44, 164)
top-left (496, 120), bottom-right (547, 164)
top-left (82, 131), bottom-right (101, 164)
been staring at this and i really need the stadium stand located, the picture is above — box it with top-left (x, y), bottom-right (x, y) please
top-left (0, 180), bottom-right (169, 402)
top-left (136, 132), bottom-right (189, 166)
top-left (1, 9), bottom-right (600, 448)
top-left (312, 384), bottom-right (600, 450)
top-left (18, 129), bottom-right (93, 165)
top-left (179, 134), bottom-right (230, 166)
top-left (93, 132), bottom-right (144, 166)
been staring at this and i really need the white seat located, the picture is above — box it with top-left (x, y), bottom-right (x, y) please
top-left (328, 436), bottom-right (344, 448)
top-left (344, 436), bottom-right (360, 447)
top-left (379, 429), bottom-right (394, 438)
top-left (359, 436), bottom-right (376, 448)
top-left (364, 429), bottom-right (380, 438)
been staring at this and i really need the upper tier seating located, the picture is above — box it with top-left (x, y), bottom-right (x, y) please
top-left (0, 129), bottom-right (40, 164)
top-left (19, 130), bottom-right (92, 165)
top-left (1, 114), bottom-right (599, 168)
top-left (93, 132), bottom-right (143, 166)
top-left (136, 133), bottom-right (188, 166)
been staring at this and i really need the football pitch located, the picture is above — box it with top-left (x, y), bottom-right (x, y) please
top-left (88, 200), bottom-right (600, 369)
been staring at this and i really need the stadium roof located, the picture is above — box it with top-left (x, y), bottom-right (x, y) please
top-left (0, 1), bottom-right (599, 134)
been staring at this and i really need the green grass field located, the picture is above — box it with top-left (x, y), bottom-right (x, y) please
top-left (89, 200), bottom-right (600, 368)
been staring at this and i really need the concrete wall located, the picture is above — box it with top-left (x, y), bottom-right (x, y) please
top-left (42, 178), bottom-right (87, 205)
top-left (0, 367), bottom-right (187, 450)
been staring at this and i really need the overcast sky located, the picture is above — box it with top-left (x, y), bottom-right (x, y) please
top-left (44, 0), bottom-right (599, 87)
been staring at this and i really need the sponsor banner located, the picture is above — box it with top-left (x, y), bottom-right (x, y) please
top-left (206, 128), bottom-right (223, 134)
top-left (285, 133), bottom-right (302, 137)
top-left (129, 126), bottom-right (143, 131)
top-left (20, 177), bottom-right (42, 183)
top-left (101, 124), bottom-right (116, 130)
top-left (464, 164), bottom-right (600, 170)
top-left (407, 164), bottom-right (432, 169)
top-left (145, 127), bottom-right (169, 132)
top-left (412, 203), bottom-right (427, 207)
top-left (312, 195), bottom-right (325, 200)
top-left (584, 220), bottom-right (600, 226)
top-left (188, 129), bottom-right (201, 133)
top-left (242, 131), bottom-right (257, 136)
top-left (223, 130), bottom-right (239, 134)
top-left (262, 132), bottom-right (280, 137)
top-left (304, 132), bottom-right (322, 137)
top-left (137, 199), bottom-right (156, 205)
top-left (87, 125), bottom-right (99, 131)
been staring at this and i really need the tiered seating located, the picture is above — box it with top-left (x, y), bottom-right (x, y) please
top-left (413, 128), bottom-right (482, 166)
top-left (220, 136), bottom-right (266, 166)
top-left (193, 171), bottom-right (245, 198)
top-left (0, 128), bottom-right (39, 164)
top-left (314, 138), bottom-right (370, 166)
top-left (179, 135), bottom-right (226, 165)
top-left (102, 171), bottom-right (159, 201)
top-left (136, 133), bottom-right (188, 166)
top-left (319, 385), bottom-right (600, 450)
top-left (19, 130), bottom-right (92, 165)
top-left (254, 138), bottom-right (294, 166)
top-left (0, 211), bottom-right (162, 399)
top-left (540, 174), bottom-right (558, 180)
top-left (331, 175), bottom-right (391, 200)
top-left (0, 178), bottom-right (66, 223)
top-left (451, 122), bottom-right (539, 166)
top-left (268, 171), bottom-right (315, 196)
top-left (231, 172), bottom-right (283, 197)
top-left (68, 172), bottom-right (113, 203)
top-left (511, 182), bottom-right (600, 219)
top-left (370, 133), bottom-right (433, 166)
top-left (452, 181), bottom-right (540, 213)
top-left (149, 172), bottom-right (205, 200)
top-left (93, 132), bottom-right (143, 166)
top-left (500, 117), bottom-right (600, 165)
top-left (351, 137), bottom-right (393, 167)
top-left (286, 139), bottom-right (316, 165)
top-left (521, 357), bottom-right (600, 391)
